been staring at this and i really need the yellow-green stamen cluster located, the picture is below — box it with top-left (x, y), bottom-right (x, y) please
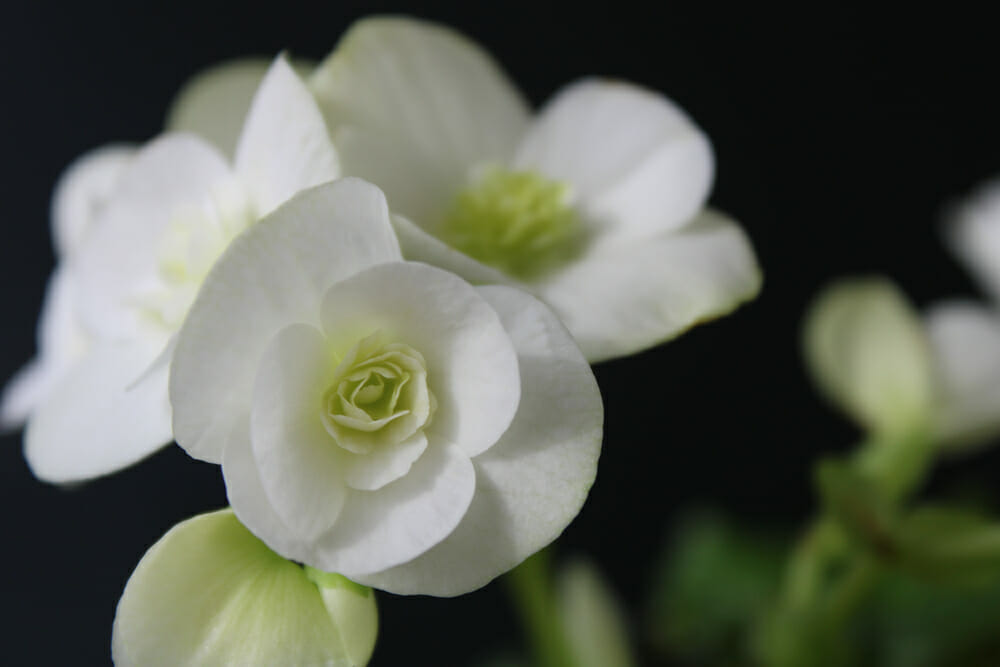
top-left (438, 167), bottom-right (584, 280)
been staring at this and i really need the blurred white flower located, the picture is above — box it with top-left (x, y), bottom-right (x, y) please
top-left (113, 508), bottom-right (378, 667)
top-left (927, 180), bottom-right (1000, 448)
top-left (3, 55), bottom-right (339, 482)
top-left (803, 272), bottom-right (1000, 451)
top-left (308, 17), bottom-right (761, 362)
top-left (169, 178), bottom-right (603, 596)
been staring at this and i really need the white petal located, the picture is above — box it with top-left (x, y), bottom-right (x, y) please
top-left (946, 178), bottom-right (1000, 303)
top-left (343, 431), bottom-right (429, 491)
top-left (51, 144), bottom-right (135, 257)
top-left (171, 179), bottom-right (401, 463)
top-left (514, 79), bottom-right (713, 240)
top-left (24, 340), bottom-right (172, 483)
top-left (250, 323), bottom-right (346, 540)
top-left (73, 133), bottom-right (234, 340)
top-left (803, 277), bottom-right (934, 436)
top-left (234, 55), bottom-right (340, 216)
top-left (310, 441), bottom-right (475, 577)
top-left (310, 16), bottom-right (531, 225)
top-left (925, 300), bottom-right (1000, 450)
top-left (319, 262), bottom-right (520, 458)
top-left (112, 508), bottom-right (368, 667)
top-left (356, 286), bottom-right (602, 596)
top-left (1, 268), bottom-right (89, 428)
top-left (224, 417), bottom-right (314, 562)
top-left (537, 209), bottom-right (762, 362)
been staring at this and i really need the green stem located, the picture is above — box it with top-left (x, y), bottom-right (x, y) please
top-left (506, 549), bottom-right (574, 667)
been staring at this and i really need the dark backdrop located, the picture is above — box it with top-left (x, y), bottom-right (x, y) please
top-left (3, 2), bottom-right (1000, 665)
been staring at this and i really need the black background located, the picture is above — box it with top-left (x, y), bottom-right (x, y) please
top-left (4, 2), bottom-right (1000, 665)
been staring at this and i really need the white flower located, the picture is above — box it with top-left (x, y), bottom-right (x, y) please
top-left (307, 17), bottom-right (762, 362)
top-left (113, 508), bottom-right (378, 667)
top-left (803, 273), bottom-right (1000, 450)
top-left (3, 55), bottom-right (339, 482)
top-left (169, 178), bottom-right (603, 596)
top-left (0, 144), bottom-right (134, 429)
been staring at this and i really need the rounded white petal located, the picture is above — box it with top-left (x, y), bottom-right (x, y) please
top-left (51, 144), bottom-right (135, 257)
top-left (224, 419), bottom-right (313, 562)
top-left (803, 277), bottom-right (934, 436)
top-left (171, 179), bottom-right (401, 463)
top-left (311, 441), bottom-right (475, 577)
top-left (514, 79), bottom-right (713, 240)
top-left (112, 508), bottom-right (374, 667)
top-left (319, 262), bottom-right (520, 458)
top-left (234, 55), bottom-right (340, 216)
top-left (310, 16), bottom-right (531, 225)
top-left (356, 286), bottom-right (602, 596)
top-left (925, 300), bottom-right (1000, 450)
top-left (73, 133), bottom-right (234, 340)
top-left (537, 209), bottom-right (762, 362)
top-left (946, 178), bottom-right (1000, 303)
top-left (24, 340), bottom-right (171, 483)
top-left (1, 268), bottom-right (89, 428)
top-left (250, 323), bottom-right (346, 540)
top-left (343, 432), bottom-right (429, 491)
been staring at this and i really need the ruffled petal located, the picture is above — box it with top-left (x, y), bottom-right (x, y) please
top-left (319, 262), bottom-right (520, 458)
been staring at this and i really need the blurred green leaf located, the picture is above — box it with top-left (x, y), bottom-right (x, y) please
top-left (556, 558), bottom-right (637, 667)
top-left (646, 511), bottom-right (786, 665)
top-left (894, 506), bottom-right (1000, 587)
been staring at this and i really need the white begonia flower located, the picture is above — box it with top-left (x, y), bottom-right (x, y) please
top-left (6, 54), bottom-right (339, 482)
top-left (307, 17), bottom-right (762, 363)
top-left (0, 144), bottom-right (135, 428)
top-left (169, 178), bottom-right (603, 596)
top-left (804, 274), bottom-right (1000, 451)
top-left (113, 508), bottom-right (378, 667)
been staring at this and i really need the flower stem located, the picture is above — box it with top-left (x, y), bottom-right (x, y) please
top-left (506, 548), bottom-right (575, 667)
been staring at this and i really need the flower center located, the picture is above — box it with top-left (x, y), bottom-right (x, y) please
top-left (136, 180), bottom-right (257, 333)
top-left (320, 332), bottom-right (435, 455)
top-left (437, 167), bottom-right (584, 280)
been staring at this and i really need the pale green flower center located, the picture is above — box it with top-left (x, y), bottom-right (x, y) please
top-left (438, 167), bottom-right (584, 280)
top-left (139, 181), bottom-right (256, 332)
top-left (320, 332), bottom-right (435, 455)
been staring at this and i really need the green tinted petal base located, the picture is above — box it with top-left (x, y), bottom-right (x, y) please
top-left (438, 167), bottom-right (585, 280)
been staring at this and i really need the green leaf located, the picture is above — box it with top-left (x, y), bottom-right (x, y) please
top-left (556, 558), bottom-right (636, 667)
top-left (646, 511), bottom-right (785, 664)
top-left (894, 506), bottom-right (1000, 587)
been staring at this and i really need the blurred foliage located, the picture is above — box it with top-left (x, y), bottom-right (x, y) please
top-left (645, 511), bottom-right (786, 665)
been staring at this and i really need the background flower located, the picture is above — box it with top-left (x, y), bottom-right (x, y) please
top-left (308, 17), bottom-right (762, 362)
top-left (3, 55), bottom-right (338, 483)
top-left (170, 179), bottom-right (603, 595)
